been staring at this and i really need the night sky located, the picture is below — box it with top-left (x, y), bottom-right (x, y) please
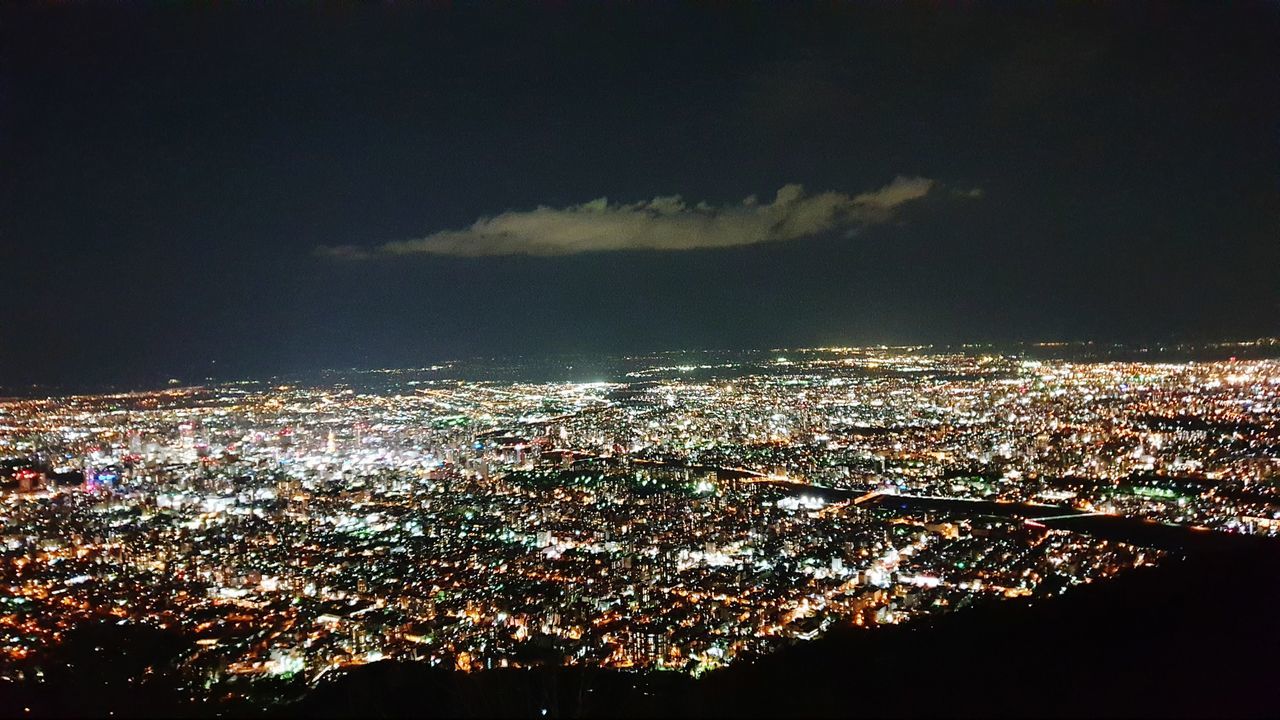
top-left (3, 1), bottom-right (1279, 389)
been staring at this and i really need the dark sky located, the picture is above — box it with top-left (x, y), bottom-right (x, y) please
top-left (2, 1), bottom-right (1279, 389)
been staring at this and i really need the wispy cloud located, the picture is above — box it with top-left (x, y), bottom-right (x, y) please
top-left (318, 176), bottom-right (938, 259)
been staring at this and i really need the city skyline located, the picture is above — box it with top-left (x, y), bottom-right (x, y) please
top-left (3, 1), bottom-right (1279, 717)
top-left (8, 336), bottom-right (1280, 399)
top-left (2, 343), bottom-right (1278, 716)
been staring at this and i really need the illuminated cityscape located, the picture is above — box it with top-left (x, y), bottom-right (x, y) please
top-left (2, 342), bottom-right (1277, 712)
top-left (5, 0), bottom-right (1279, 716)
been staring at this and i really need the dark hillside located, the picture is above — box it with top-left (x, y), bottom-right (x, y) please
top-left (288, 544), bottom-right (1280, 718)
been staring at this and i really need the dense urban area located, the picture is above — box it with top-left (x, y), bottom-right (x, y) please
top-left (2, 341), bottom-right (1278, 712)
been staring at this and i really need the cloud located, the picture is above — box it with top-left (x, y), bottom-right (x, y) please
top-left (314, 244), bottom-right (375, 261)
top-left (319, 176), bottom-right (937, 259)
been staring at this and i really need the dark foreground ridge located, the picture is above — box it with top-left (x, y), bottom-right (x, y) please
top-left (285, 545), bottom-right (1280, 719)
top-left (6, 542), bottom-right (1277, 719)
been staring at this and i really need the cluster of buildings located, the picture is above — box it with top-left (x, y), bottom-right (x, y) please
top-left (0, 344), bottom-right (1275, 706)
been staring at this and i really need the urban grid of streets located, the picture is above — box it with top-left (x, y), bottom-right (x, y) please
top-left (1, 343), bottom-right (1278, 707)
